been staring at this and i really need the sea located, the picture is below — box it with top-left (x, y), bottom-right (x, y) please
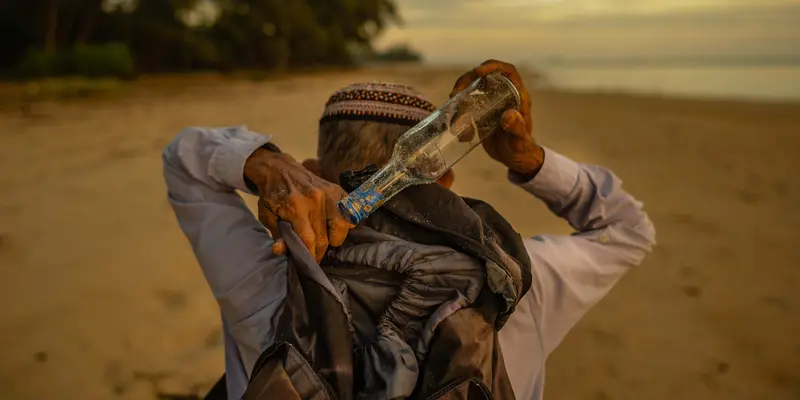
top-left (534, 65), bottom-right (800, 103)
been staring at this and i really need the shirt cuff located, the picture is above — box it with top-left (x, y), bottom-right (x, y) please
top-left (508, 147), bottom-right (580, 205)
top-left (209, 126), bottom-right (271, 193)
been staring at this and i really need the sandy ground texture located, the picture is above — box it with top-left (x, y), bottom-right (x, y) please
top-left (0, 65), bottom-right (798, 400)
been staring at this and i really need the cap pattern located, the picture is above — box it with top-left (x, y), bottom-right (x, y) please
top-left (320, 82), bottom-right (436, 126)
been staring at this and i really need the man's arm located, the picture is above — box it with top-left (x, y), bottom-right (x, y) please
top-left (163, 126), bottom-right (353, 378)
top-left (162, 126), bottom-right (280, 307)
top-left (163, 126), bottom-right (294, 366)
top-left (450, 60), bottom-right (655, 358)
top-left (513, 147), bottom-right (656, 356)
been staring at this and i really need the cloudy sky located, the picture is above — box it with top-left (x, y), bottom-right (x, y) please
top-left (375, 0), bottom-right (800, 64)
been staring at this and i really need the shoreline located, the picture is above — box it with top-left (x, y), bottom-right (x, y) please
top-left (1, 65), bottom-right (798, 118)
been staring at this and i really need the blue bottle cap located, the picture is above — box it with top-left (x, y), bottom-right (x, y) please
top-left (337, 186), bottom-right (386, 225)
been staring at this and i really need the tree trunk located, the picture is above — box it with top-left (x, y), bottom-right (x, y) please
top-left (60, 8), bottom-right (78, 47)
top-left (76, 0), bottom-right (102, 43)
top-left (44, 0), bottom-right (59, 52)
top-left (75, 12), bottom-right (96, 43)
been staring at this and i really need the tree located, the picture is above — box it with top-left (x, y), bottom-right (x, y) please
top-left (0, 0), bottom-right (403, 75)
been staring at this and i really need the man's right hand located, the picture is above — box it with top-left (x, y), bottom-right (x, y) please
top-left (450, 60), bottom-right (544, 177)
top-left (244, 148), bottom-right (354, 262)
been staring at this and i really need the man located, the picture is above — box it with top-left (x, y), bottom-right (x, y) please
top-left (163, 60), bottom-right (656, 399)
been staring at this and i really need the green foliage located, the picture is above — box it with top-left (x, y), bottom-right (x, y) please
top-left (15, 50), bottom-right (62, 78)
top-left (15, 43), bottom-right (135, 79)
top-left (70, 43), bottom-right (136, 78)
top-left (371, 44), bottom-right (423, 63)
top-left (2, 0), bottom-right (402, 77)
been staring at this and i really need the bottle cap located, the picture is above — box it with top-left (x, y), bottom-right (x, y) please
top-left (337, 185), bottom-right (386, 225)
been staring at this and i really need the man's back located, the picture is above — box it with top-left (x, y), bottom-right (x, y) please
top-left (240, 178), bottom-right (534, 399)
top-left (163, 125), bottom-right (655, 399)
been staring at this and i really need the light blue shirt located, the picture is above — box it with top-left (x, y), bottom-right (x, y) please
top-left (162, 126), bottom-right (656, 400)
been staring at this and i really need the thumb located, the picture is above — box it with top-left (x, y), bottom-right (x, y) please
top-left (500, 109), bottom-right (529, 139)
top-left (258, 200), bottom-right (287, 256)
top-left (268, 222), bottom-right (287, 256)
top-left (272, 238), bottom-right (287, 256)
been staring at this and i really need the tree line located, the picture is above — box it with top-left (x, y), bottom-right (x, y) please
top-left (0, 0), bottom-right (417, 78)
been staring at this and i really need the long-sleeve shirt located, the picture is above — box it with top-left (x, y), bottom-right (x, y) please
top-left (162, 126), bottom-right (656, 400)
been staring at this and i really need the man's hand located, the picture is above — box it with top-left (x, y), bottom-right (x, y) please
top-left (450, 59), bottom-right (544, 176)
top-left (244, 148), bottom-right (354, 261)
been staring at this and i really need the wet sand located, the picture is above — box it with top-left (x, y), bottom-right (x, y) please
top-left (0, 65), bottom-right (798, 399)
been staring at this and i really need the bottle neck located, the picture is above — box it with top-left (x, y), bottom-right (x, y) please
top-left (370, 159), bottom-right (408, 194)
top-left (338, 159), bottom-right (410, 224)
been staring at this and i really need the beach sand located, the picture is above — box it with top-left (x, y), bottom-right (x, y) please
top-left (0, 65), bottom-right (798, 399)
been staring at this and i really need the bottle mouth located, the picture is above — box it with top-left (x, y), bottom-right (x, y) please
top-left (338, 197), bottom-right (364, 225)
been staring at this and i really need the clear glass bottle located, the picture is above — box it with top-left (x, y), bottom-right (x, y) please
top-left (338, 72), bottom-right (521, 224)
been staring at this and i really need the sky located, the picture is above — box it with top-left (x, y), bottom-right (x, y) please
top-left (375, 0), bottom-right (800, 65)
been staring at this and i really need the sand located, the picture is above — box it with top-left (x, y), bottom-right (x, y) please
top-left (0, 65), bottom-right (798, 400)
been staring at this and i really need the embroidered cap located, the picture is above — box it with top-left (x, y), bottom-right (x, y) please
top-left (320, 82), bottom-right (436, 127)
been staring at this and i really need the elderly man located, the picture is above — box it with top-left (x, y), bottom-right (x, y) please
top-left (163, 61), bottom-right (656, 400)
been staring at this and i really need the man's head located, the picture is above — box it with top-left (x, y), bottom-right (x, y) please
top-left (302, 82), bottom-right (455, 189)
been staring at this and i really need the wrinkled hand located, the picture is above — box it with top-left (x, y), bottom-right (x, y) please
top-left (244, 148), bottom-right (354, 261)
top-left (450, 59), bottom-right (544, 175)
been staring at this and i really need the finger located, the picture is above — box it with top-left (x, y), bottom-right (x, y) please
top-left (475, 59), bottom-right (521, 85)
top-left (258, 199), bottom-right (280, 238)
top-left (271, 239), bottom-right (286, 256)
top-left (309, 190), bottom-right (330, 261)
top-left (501, 109), bottom-right (529, 139)
top-left (292, 218), bottom-right (318, 261)
top-left (258, 201), bottom-right (286, 256)
top-left (475, 60), bottom-right (527, 99)
top-left (262, 215), bottom-right (286, 257)
top-left (474, 60), bottom-right (532, 129)
top-left (327, 219), bottom-right (353, 248)
top-left (283, 201), bottom-right (317, 261)
top-left (270, 194), bottom-right (317, 260)
top-left (449, 69), bottom-right (479, 98)
top-left (326, 192), bottom-right (354, 248)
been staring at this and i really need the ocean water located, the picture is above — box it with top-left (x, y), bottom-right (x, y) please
top-left (537, 65), bottom-right (800, 103)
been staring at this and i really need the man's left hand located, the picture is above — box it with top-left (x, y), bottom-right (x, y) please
top-left (450, 59), bottom-right (544, 176)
